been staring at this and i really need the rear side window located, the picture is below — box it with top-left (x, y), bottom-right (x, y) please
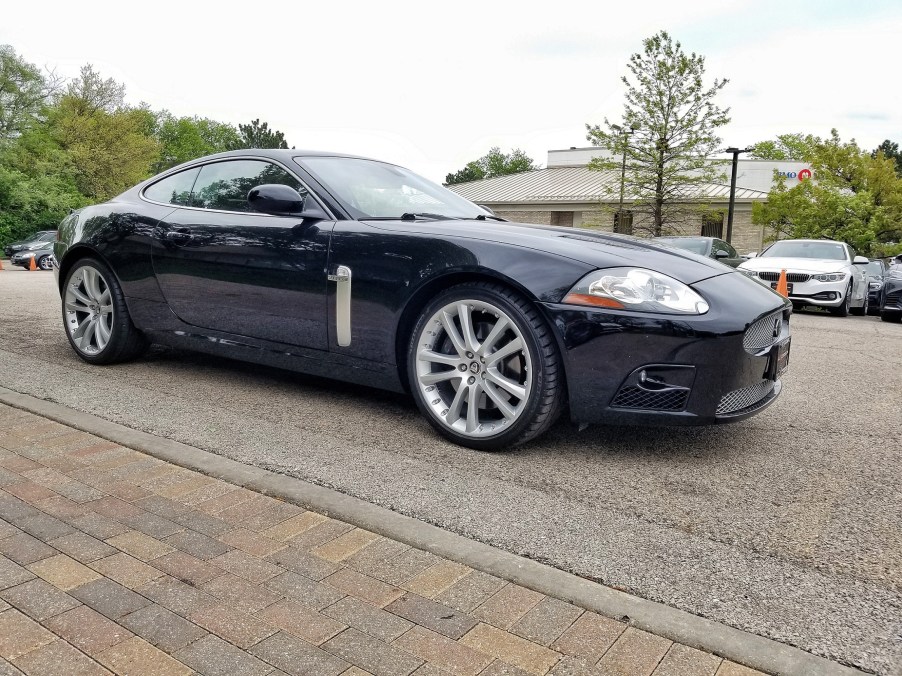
top-left (190, 160), bottom-right (305, 212)
top-left (144, 168), bottom-right (201, 206)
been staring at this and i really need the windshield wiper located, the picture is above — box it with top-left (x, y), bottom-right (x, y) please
top-left (473, 214), bottom-right (506, 221)
top-left (400, 212), bottom-right (460, 221)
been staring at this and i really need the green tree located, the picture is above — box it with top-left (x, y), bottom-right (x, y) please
top-left (445, 147), bottom-right (537, 185)
top-left (585, 31), bottom-right (730, 236)
top-left (46, 66), bottom-right (159, 201)
top-left (154, 113), bottom-right (241, 171)
top-left (872, 139), bottom-right (901, 176)
top-left (232, 118), bottom-right (290, 149)
top-left (749, 133), bottom-right (821, 161)
top-left (753, 130), bottom-right (902, 256)
top-left (0, 44), bottom-right (63, 141)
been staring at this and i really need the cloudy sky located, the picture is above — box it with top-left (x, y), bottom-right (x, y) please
top-left (4, 0), bottom-right (900, 182)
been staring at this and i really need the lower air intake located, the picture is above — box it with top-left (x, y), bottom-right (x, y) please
top-left (716, 380), bottom-right (775, 415)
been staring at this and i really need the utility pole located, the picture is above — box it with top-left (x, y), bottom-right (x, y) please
top-left (725, 147), bottom-right (752, 243)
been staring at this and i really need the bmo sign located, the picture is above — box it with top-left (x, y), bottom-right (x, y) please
top-left (778, 168), bottom-right (813, 181)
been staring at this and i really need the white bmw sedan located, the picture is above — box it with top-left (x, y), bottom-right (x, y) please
top-left (738, 239), bottom-right (869, 316)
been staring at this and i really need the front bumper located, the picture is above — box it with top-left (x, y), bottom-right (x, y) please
top-left (545, 272), bottom-right (791, 426)
top-left (11, 252), bottom-right (36, 267)
top-left (748, 271), bottom-right (850, 307)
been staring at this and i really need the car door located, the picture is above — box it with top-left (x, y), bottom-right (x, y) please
top-left (150, 158), bottom-right (334, 350)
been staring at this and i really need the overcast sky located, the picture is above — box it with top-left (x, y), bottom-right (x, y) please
top-left (4, 0), bottom-right (900, 182)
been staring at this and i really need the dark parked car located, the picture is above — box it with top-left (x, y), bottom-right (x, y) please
top-left (4, 230), bottom-right (57, 258)
top-left (53, 150), bottom-right (791, 450)
top-left (11, 241), bottom-right (54, 270)
top-left (653, 236), bottom-right (744, 268)
top-left (864, 259), bottom-right (889, 315)
top-left (879, 269), bottom-right (902, 323)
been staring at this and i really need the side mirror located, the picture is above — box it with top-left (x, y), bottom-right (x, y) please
top-left (248, 184), bottom-right (305, 216)
top-left (478, 204), bottom-right (496, 216)
top-left (745, 252), bottom-right (758, 258)
top-left (852, 256), bottom-right (869, 264)
top-left (715, 250), bottom-right (729, 258)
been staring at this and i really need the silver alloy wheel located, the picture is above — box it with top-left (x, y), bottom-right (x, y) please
top-left (414, 299), bottom-right (532, 438)
top-left (38, 255), bottom-right (53, 270)
top-left (64, 265), bottom-right (114, 355)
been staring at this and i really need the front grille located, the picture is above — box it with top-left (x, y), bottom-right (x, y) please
top-left (611, 386), bottom-right (688, 411)
top-left (758, 271), bottom-right (810, 283)
top-left (743, 312), bottom-right (782, 353)
top-left (716, 380), bottom-right (775, 415)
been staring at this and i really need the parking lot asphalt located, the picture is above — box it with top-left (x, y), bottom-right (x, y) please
top-left (0, 265), bottom-right (900, 674)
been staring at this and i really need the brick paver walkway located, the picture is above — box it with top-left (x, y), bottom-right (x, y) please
top-left (0, 402), bottom-right (768, 676)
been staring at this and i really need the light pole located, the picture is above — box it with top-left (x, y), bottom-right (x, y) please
top-left (725, 146), bottom-right (752, 244)
top-left (612, 124), bottom-right (636, 233)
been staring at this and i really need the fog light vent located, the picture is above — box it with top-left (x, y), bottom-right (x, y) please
top-left (611, 386), bottom-right (689, 411)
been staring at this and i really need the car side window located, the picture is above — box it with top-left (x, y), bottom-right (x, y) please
top-left (144, 167), bottom-right (201, 206)
top-left (190, 160), bottom-right (306, 213)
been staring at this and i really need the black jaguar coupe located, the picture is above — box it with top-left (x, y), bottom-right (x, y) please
top-left (54, 150), bottom-right (791, 449)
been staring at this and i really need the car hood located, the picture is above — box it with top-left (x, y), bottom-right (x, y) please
top-left (739, 257), bottom-right (851, 273)
top-left (363, 219), bottom-right (731, 285)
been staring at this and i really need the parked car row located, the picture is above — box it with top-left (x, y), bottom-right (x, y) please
top-left (649, 235), bottom-right (901, 322)
top-left (4, 230), bottom-right (57, 258)
top-left (8, 240), bottom-right (55, 270)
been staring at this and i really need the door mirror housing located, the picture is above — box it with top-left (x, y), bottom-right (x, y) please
top-left (852, 255), bottom-right (869, 265)
top-left (248, 184), bottom-right (309, 216)
top-left (714, 250), bottom-right (729, 258)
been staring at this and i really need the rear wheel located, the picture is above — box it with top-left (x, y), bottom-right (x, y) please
top-left (62, 257), bottom-right (148, 364)
top-left (408, 282), bottom-right (563, 450)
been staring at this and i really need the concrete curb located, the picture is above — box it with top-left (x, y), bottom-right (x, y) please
top-left (0, 386), bottom-right (867, 676)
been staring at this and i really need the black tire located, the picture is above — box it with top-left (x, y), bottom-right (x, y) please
top-left (37, 255), bottom-right (53, 271)
top-left (849, 287), bottom-right (867, 316)
top-left (407, 282), bottom-right (564, 451)
top-left (829, 283), bottom-right (852, 317)
top-left (62, 257), bottom-right (149, 364)
top-left (880, 311), bottom-right (902, 323)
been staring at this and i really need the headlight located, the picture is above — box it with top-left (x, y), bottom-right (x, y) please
top-left (563, 268), bottom-right (709, 314)
top-left (740, 269), bottom-right (758, 278)
top-left (812, 272), bottom-right (846, 282)
top-left (869, 281), bottom-right (882, 289)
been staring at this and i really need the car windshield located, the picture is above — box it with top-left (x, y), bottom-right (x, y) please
top-left (761, 241), bottom-right (846, 261)
top-left (865, 261), bottom-right (884, 276)
top-left (297, 156), bottom-right (487, 220)
top-left (656, 238), bottom-right (709, 255)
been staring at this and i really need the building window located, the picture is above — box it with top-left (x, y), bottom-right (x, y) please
top-left (614, 210), bottom-right (633, 235)
top-left (701, 212), bottom-right (724, 238)
top-left (550, 211), bottom-right (574, 227)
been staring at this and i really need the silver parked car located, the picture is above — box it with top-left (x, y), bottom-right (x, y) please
top-left (738, 239), bottom-right (869, 316)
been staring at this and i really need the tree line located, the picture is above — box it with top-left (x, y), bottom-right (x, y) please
top-left (4, 38), bottom-right (901, 257)
top-left (0, 45), bottom-right (290, 247)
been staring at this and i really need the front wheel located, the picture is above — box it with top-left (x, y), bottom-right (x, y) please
top-left (829, 283), bottom-right (853, 317)
top-left (849, 288), bottom-right (867, 316)
top-left (407, 283), bottom-right (564, 450)
top-left (62, 257), bottom-right (148, 364)
top-left (37, 255), bottom-right (53, 271)
top-left (881, 311), bottom-right (902, 323)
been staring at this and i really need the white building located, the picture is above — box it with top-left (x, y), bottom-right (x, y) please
top-left (448, 147), bottom-right (813, 254)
